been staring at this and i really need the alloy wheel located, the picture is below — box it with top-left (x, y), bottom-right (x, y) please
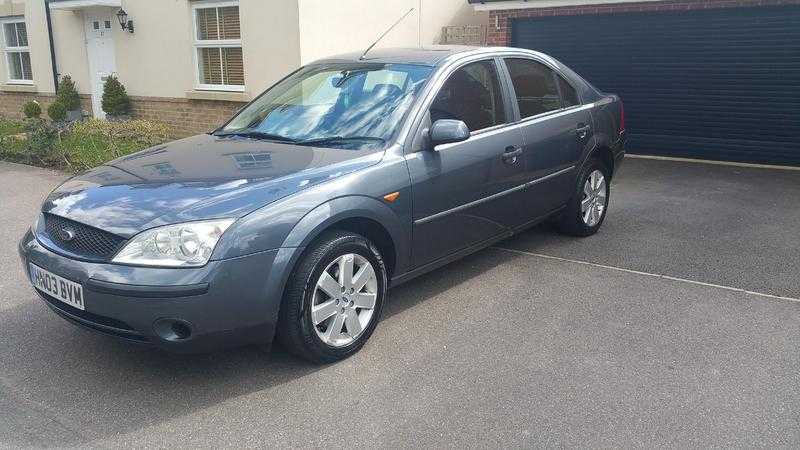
top-left (581, 169), bottom-right (607, 227)
top-left (311, 253), bottom-right (378, 347)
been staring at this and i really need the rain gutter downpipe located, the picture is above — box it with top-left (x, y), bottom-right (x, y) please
top-left (44, 0), bottom-right (59, 93)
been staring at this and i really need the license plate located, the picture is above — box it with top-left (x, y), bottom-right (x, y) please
top-left (29, 263), bottom-right (85, 311)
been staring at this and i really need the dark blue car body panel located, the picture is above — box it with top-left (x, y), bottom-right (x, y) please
top-left (19, 46), bottom-right (624, 352)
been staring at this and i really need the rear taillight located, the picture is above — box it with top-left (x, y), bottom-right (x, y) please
top-left (619, 100), bottom-right (625, 135)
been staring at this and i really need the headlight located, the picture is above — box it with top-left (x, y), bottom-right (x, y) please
top-left (31, 213), bottom-right (42, 235)
top-left (112, 219), bottom-right (235, 267)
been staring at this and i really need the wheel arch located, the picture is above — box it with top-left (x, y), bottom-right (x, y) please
top-left (591, 145), bottom-right (615, 177)
top-left (322, 217), bottom-right (397, 278)
top-left (580, 137), bottom-right (616, 181)
top-left (281, 195), bottom-right (408, 280)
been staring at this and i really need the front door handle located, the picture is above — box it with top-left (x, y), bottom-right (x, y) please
top-left (576, 124), bottom-right (591, 139)
top-left (502, 145), bottom-right (523, 164)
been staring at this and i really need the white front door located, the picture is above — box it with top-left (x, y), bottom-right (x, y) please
top-left (84, 12), bottom-right (117, 119)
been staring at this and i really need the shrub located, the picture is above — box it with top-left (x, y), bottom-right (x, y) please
top-left (47, 101), bottom-right (68, 122)
top-left (56, 75), bottom-right (81, 111)
top-left (25, 120), bottom-right (60, 164)
top-left (23, 101), bottom-right (42, 118)
top-left (101, 75), bottom-right (131, 117)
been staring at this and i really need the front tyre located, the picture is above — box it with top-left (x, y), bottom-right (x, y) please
top-left (277, 231), bottom-right (387, 364)
top-left (556, 158), bottom-right (611, 237)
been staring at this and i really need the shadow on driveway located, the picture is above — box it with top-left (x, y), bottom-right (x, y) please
top-left (0, 245), bottom-right (521, 447)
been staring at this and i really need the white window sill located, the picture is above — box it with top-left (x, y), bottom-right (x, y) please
top-left (1, 83), bottom-right (37, 93)
top-left (195, 84), bottom-right (246, 92)
top-left (185, 90), bottom-right (249, 102)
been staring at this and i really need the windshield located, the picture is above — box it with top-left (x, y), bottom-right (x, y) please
top-left (218, 63), bottom-right (433, 150)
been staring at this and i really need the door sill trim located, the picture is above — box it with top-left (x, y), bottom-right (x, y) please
top-left (393, 205), bottom-right (565, 288)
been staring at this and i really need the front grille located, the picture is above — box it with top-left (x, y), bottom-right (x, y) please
top-left (44, 213), bottom-right (127, 260)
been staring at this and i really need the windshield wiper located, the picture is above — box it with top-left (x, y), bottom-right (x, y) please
top-left (297, 136), bottom-right (386, 147)
top-left (215, 130), bottom-right (298, 143)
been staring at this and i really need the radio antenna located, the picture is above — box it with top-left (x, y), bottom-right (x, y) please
top-left (359, 7), bottom-right (415, 61)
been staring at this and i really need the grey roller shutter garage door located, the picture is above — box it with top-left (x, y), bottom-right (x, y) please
top-left (511, 6), bottom-right (800, 165)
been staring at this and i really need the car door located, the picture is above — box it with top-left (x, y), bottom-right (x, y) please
top-left (405, 58), bottom-right (526, 268)
top-left (503, 58), bottom-right (593, 215)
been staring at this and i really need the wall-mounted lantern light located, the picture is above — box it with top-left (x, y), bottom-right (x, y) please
top-left (116, 8), bottom-right (134, 33)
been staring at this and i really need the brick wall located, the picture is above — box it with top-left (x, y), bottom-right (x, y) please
top-left (0, 91), bottom-right (244, 138)
top-left (129, 96), bottom-right (246, 138)
top-left (487, 0), bottom-right (800, 46)
top-left (0, 91), bottom-right (92, 120)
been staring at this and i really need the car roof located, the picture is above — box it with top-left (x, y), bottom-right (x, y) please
top-left (314, 45), bottom-right (519, 66)
top-left (311, 46), bottom-right (602, 102)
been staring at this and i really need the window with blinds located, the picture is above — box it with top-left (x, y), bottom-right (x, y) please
top-left (193, 2), bottom-right (244, 90)
top-left (2, 20), bottom-right (33, 83)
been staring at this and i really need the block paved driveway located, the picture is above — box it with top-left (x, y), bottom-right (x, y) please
top-left (0, 157), bottom-right (798, 448)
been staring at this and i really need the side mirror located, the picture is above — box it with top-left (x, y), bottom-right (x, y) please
top-left (429, 119), bottom-right (470, 147)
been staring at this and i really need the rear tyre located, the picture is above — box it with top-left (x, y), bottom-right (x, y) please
top-left (556, 158), bottom-right (611, 237)
top-left (276, 231), bottom-right (387, 364)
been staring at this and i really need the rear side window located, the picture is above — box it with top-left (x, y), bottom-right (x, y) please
top-left (505, 58), bottom-right (561, 118)
top-left (430, 60), bottom-right (507, 132)
top-left (557, 75), bottom-right (580, 107)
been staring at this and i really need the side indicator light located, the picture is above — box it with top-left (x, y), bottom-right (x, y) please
top-left (383, 192), bottom-right (400, 203)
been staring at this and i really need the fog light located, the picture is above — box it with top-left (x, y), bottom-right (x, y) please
top-left (153, 318), bottom-right (193, 342)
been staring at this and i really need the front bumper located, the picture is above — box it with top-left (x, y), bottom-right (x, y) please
top-left (18, 229), bottom-right (289, 353)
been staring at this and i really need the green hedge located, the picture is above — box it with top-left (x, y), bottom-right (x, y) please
top-left (0, 118), bottom-right (171, 172)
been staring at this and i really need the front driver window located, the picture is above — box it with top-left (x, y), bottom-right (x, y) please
top-left (430, 60), bottom-right (507, 132)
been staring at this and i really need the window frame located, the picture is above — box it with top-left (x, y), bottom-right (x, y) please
top-left (1, 17), bottom-right (33, 85)
top-left (191, 0), bottom-right (244, 92)
top-left (501, 57), bottom-right (584, 123)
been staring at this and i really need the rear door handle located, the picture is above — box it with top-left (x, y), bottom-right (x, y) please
top-left (576, 124), bottom-right (591, 139)
top-left (502, 145), bottom-right (523, 163)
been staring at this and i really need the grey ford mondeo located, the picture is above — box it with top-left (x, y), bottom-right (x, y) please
top-left (19, 46), bottom-right (624, 363)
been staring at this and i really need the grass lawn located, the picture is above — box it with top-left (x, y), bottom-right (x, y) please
top-left (0, 118), bottom-right (171, 172)
top-left (0, 119), bottom-right (27, 162)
